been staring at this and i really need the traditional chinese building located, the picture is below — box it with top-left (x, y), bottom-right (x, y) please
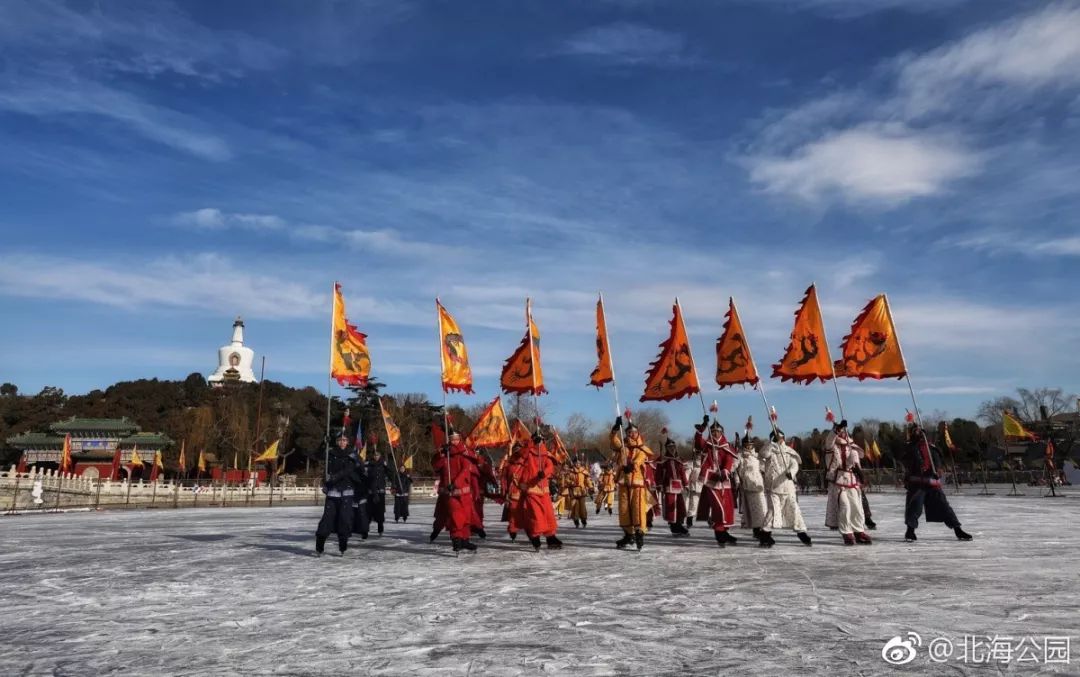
top-left (6, 417), bottom-right (173, 479)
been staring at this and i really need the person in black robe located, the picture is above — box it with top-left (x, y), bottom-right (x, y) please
top-left (351, 453), bottom-right (371, 541)
top-left (316, 431), bottom-right (360, 556)
top-left (903, 425), bottom-right (972, 542)
top-left (366, 450), bottom-right (389, 535)
top-left (393, 465), bottom-right (413, 522)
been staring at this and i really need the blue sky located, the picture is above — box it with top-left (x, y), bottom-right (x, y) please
top-left (1, 0), bottom-right (1078, 436)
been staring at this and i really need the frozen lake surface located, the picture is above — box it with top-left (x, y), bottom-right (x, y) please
top-left (1, 489), bottom-right (1077, 675)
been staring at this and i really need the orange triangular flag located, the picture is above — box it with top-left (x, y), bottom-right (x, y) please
top-left (550, 429), bottom-right (570, 465)
top-left (130, 446), bottom-right (144, 467)
top-left (500, 299), bottom-right (546, 395)
top-left (772, 284), bottom-right (835, 384)
top-left (59, 433), bottom-right (72, 474)
top-left (715, 297), bottom-right (760, 389)
top-left (177, 441), bottom-right (187, 471)
top-left (465, 397), bottom-right (512, 449)
top-left (834, 294), bottom-right (906, 380)
top-left (197, 450), bottom-right (207, 473)
top-left (589, 295), bottom-right (615, 388)
top-left (437, 299), bottom-right (474, 394)
top-left (511, 419), bottom-right (533, 447)
top-left (330, 283), bottom-right (371, 387)
top-left (379, 399), bottom-right (403, 448)
top-left (641, 300), bottom-right (700, 402)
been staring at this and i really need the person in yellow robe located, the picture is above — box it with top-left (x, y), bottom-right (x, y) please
top-left (595, 464), bottom-right (616, 515)
top-left (567, 458), bottom-right (595, 528)
top-left (552, 464), bottom-right (569, 519)
top-left (610, 417), bottom-right (657, 551)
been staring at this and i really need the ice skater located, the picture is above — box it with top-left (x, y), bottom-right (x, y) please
top-left (695, 416), bottom-right (738, 547)
top-left (315, 430), bottom-right (361, 556)
top-left (903, 425), bottom-right (972, 542)
top-left (656, 437), bottom-right (689, 536)
top-left (734, 433), bottom-right (766, 540)
top-left (610, 417), bottom-right (657, 551)
top-left (366, 449), bottom-right (388, 535)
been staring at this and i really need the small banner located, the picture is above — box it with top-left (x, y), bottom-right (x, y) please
top-left (641, 300), bottom-right (700, 402)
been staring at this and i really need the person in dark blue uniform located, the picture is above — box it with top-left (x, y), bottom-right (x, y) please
top-left (316, 430), bottom-right (361, 556)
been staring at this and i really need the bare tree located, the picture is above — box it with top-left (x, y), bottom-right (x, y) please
top-left (977, 387), bottom-right (1077, 424)
top-left (562, 412), bottom-right (594, 450)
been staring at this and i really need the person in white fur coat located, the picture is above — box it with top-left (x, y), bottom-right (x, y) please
top-left (759, 429), bottom-right (812, 547)
top-left (734, 434), bottom-right (767, 539)
top-left (824, 420), bottom-right (872, 545)
top-left (683, 449), bottom-right (704, 529)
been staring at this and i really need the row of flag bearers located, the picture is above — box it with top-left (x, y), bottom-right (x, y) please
top-left (318, 282), bottom-right (972, 555)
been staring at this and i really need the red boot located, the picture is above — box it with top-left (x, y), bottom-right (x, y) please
top-left (855, 532), bottom-right (872, 545)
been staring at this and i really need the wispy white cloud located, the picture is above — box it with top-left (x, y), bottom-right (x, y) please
top-left (936, 230), bottom-right (1080, 258)
top-left (173, 208), bottom-right (286, 231)
top-left (0, 252), bottom-right (321, 320)
top-left (742, 4), bottom-right (1080, 207)
top-left (748, 123), bottom-right (979, 205)
top-left (553, 22), bottom-right (695, 67)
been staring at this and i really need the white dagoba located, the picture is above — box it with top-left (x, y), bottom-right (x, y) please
top-left (208, 317), bottom-right (257, 384)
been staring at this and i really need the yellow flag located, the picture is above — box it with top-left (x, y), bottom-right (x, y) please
top-left (197, 450), bottom-right (207, 473)
top-left (1003, 412), bottom-right (1036, 440)
top-left (437, 299), bottom-right (474, 394)
top-left (500, 299), bottom-right (546, 395)
top-left (641, 300), bottom-right (701, 402)
top-left (465, 396), bottom-right (512, 449)
top-left (130, 446), bottom-right (144, 467)
top-left (943, 425), bottom-right (956, 451)
top-left (835, 294), bottom-right (906, 380)
top-left (589, 294), bottom-right (615, 388)
top-left (177, 441), bottom-right (187, 471)
top-left (154, 450), bottom-right (164, 469)
top-left (810, 449), bottom-right (820, 466)
top-left (772, 284), bottom-right (834, 384)
top-left (276, 459), bottom-right (286, 476)
top-left (330, 283), bottom-right (371, 387)
top-left (59, 433), bottom-right (73, 474)
top-left (379, 399), bottom-right (403, 448)
top-left (715, 297), bottom-right (760, 389)
top-left (254, 440), bottom-right (279, 462)
top-left (403, 454), bottom-right (414, 471)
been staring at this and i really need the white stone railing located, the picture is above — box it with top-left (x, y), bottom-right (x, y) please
top-left (0, 465), bottom-right (324, 513)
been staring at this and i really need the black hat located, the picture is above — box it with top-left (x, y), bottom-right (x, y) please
top-left (769, 429), bottom-right (785, 442)
top-left (336, 428), bottom-right (350, 441)
top-left (833, 419), bottom-right (848, 431)
top-left (741, 434), bottom-right (754, 448)
top-left (625, 422), bottom-right (639, 432)
top-left (709, 420), bottom-right (723, 432)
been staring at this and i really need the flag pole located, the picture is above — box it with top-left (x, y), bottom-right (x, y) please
top-left (598, 292), bottom-right (628, 453)
top-left (324, 282), bottom-right (337, 482)
top-left (435, 298), bottom-right (452, 480)
top-left (252, 355), bottom-right (266, 487)
top-left (526, 298), bottom-right (543, 431)
top-left (883, 294), bottom-right (936, 474)
top-left (814, 283), bottom-right (846, 422)
top-left (675, 297), bottom-right (709, 417)
top-left (731, 297), bottom-right (779, 439)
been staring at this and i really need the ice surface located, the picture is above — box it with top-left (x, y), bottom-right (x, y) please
top-left (1, 489), bottom-right (1077, 676)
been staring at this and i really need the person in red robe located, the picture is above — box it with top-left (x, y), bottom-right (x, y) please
top-left (470, 450), bottom-right (499, 540)
top-left (501, 442), bottom-right (527, 541)
top-left (655, 437), bottom-right (690, 536)
top-left (514, 433), bottom-right (563, 551)
top-left (695, 416), bottom-right (738, 547)
top-left (430, 431), bottom-right (480, 552)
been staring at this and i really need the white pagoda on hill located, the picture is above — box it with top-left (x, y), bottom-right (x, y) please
top-left (208, 317), bottom-right (257, 385)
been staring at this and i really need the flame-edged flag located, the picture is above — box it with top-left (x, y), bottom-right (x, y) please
top-left (942, 425), bottom-right (957, 451)
top-left (150, 450), bottom-right (163, 481)
top-left (501, 299), bottom-right (546, 395)
top-left (550, 429), bottom-right (571, 464)
top-left (715, 297), bottom-right (760, 389)
top-left (177, 441), bottom-right (187, 473)
top-left (130, 446), bottom-right (144, 467)
top-left (59, 433), bottom-right (72, 474)
top-left (330, 283), bottom-right (371, 387)
top-left (379, 398), bottom-right (403, 448)
top-left (589, 295), bottom-right (615, 388)
top-left (197, 450), bottom-right (207, 474)
top-left (466, 397), bottom-right (512, 449)
top-left (431, 422), bottom-right (447, 450)
top-left (772, 284), bottom-right (834, 384)
top-left (437, 299), bottom-right (474, 394)
top-left (641, 300), bottom-right (701, 402)
top-left (864, 439), bottom-right (881, 463)
top-left (254, 440), bottom-right (279, 462)
top-left (834, 294), bottom-right (906, 380)
top-left (1003, 412), bottom-right (1037, 441)
top-left (511, 419), bottom-right (533, 447)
